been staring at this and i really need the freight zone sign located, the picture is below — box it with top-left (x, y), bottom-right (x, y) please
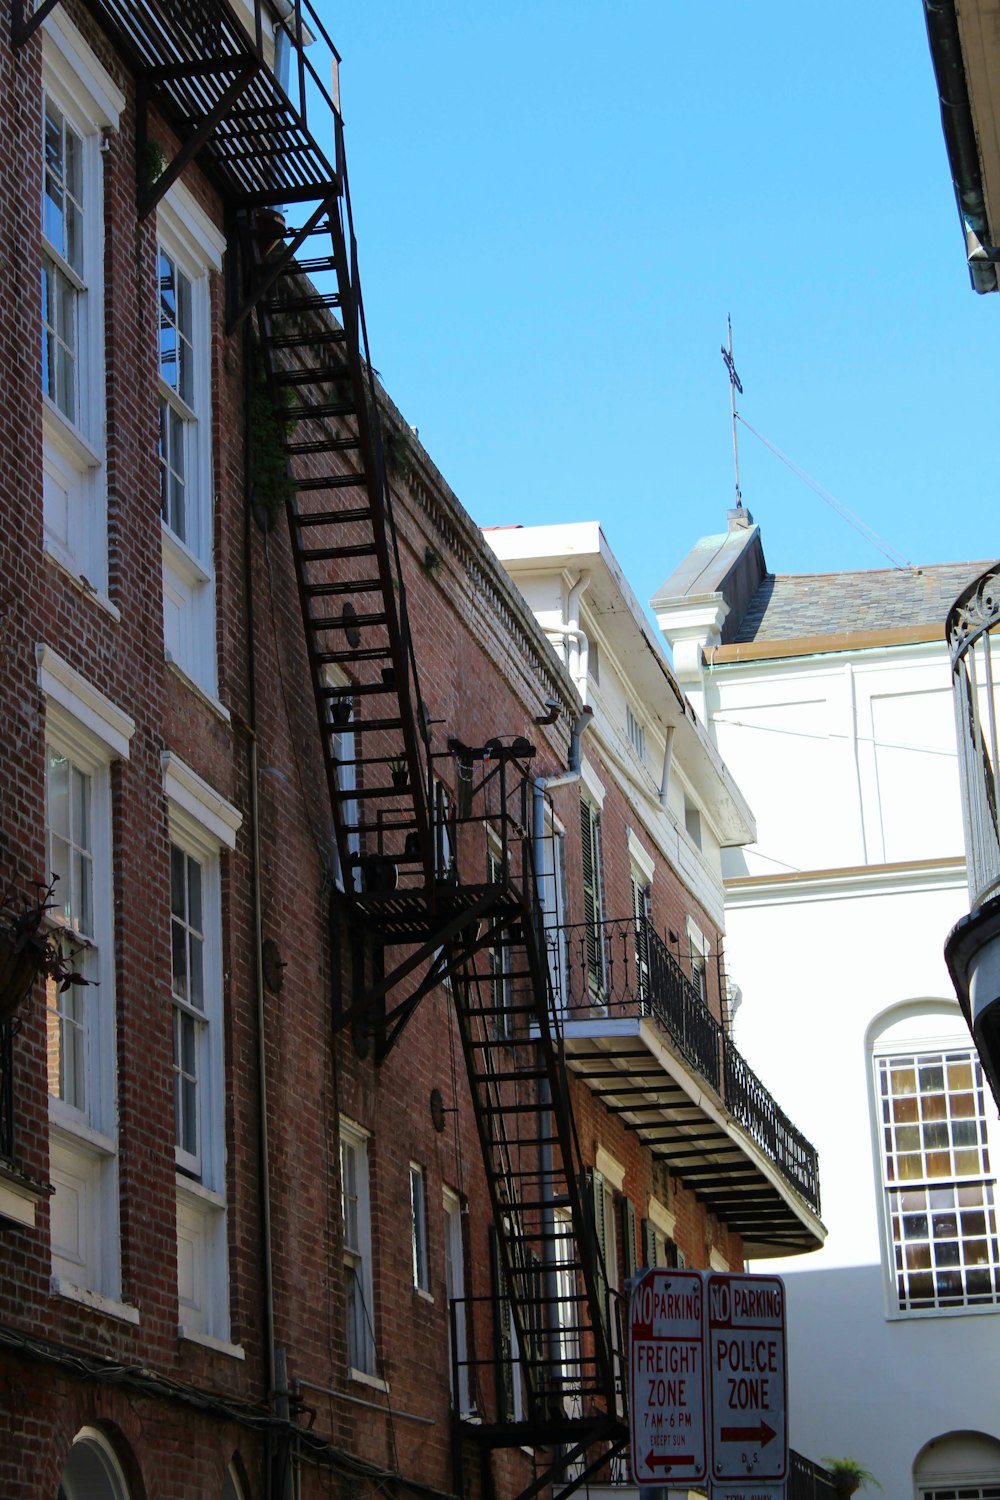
top-left (707, 1273), bottom-right (787, 1485)
top-left (629, 1268), bottom-right (707, 1485)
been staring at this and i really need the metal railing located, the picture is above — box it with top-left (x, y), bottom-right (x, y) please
top-left (547, 916), bottom-right (821, 1215)
top-left (948, 562), bottom-right (1000, 909)
top-left (788, 1450), bottom-right (839, 1500)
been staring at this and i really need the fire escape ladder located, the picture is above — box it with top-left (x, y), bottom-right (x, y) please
top-left (442, 745), bottom-right (626, 1459)
top-left (245, 143), bottom-right (435, 903)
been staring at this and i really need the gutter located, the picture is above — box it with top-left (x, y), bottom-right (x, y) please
top-left (923, 0), bottom-right (999, 292)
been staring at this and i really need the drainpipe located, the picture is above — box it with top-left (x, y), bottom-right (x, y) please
top-left (532, 706), bottom-right (593, 1411)
top-left (658, 726), bottom-right (675, 810)
top-left (559, 572), bottom-right (591, 701)
top-left (243, 320), bottom-right (281, 1499)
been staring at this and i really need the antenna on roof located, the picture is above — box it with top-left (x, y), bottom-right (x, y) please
top-left (720, 314), bottom-right (744, 511)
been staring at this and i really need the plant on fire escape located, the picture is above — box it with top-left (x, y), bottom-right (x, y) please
top-left (0, 878), bottom-right (91, 1023)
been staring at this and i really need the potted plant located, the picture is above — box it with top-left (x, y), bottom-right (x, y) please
top-left (823, 1458), bottom-right (881, 1497)
top-left (388, 755), bottom-right (409, 791)
top-left (0, 878), bottom-right (91, 1023)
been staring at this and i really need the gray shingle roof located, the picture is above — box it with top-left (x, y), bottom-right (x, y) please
top-left (734, 561), bottom-right (995, 643)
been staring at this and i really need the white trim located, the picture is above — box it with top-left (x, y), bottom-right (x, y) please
top-left (50, 1276), bottom-right (139, 1324)
top-left (158, 182), bottom-right (226, 273)
top-left (647, 1196), bottom-right (676, 1240)
top-left (348, 1368), bottom-right (390, 1394)
top-left (0, 1180), bottom-right (40, 1228)
top-left (580, 756), bottom-right (606, 810)
top-left (627, 827), bottom-right (656, 884)
top-left (38, 644), bottom-right (135, 759)
top-left (595, 1145), bottom-right (626, 1193)
top-left (709, 1248), bottom-right (728, 1272)
top-left (165, 659), bottom-right (231, 724)
top-left (178, 1326), bottom-right (246, 1359)
top-left (162, 752), bottom-right (242, 850)
top-left (42, 9), bottom-right (125, 128)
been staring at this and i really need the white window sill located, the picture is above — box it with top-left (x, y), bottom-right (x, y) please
top-left (162, 517), bottom-right (212, 587)
top-left (43, 546), bottom-right (121, 623)
top-left (414, 1286), bottom-right (435, 1305)
top-left (175, 1172), bottom-right (226, 1211)
top-left (49, 1110), bottom-right (117, 1157)
top-left (51, 1276), bottom-right (139, 1324)
top-left (178, 1326), bottom-right (245, 1359)
top-left (165, 658), bottom-right (229, 724)
top-left (349, 1368), bottom-right (390, 1394)
top-left (43, 394), bottom-right (103, 470)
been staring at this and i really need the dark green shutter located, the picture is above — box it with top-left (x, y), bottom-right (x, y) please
top-left (640, 1217), bottom-right (658, 1270)
top-left (621, 1198), bottom-right (638, 1282)
top-left (581, 800), bottom-right (604, 996)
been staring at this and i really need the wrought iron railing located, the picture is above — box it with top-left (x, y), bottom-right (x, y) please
top-left (788, 1450), bottom-right (839, 1500)
top-left (948, 563), bottom-right (1000, 909)
top-left (547, 916), bottom-right (821, 1215)
top-left (0, 1021), bottom-right (14, 1164)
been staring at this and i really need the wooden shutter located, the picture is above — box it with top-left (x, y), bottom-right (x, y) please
top-left (490, 1225), bottom-right (515, 1422)
top-left (586, 1168), bottom-right (610, 1345)
top-left (640, 1217), bottom-right (659, 1270)
top-left (621, 1198), bottom-right (638, 1282)
top-left (631, 873), bottom-right (650, 1007)
top-left (581, 800), bottom-right (604, 996)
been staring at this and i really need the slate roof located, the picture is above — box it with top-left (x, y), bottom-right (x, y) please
top-left (733, 560), bottom-right (994, 643)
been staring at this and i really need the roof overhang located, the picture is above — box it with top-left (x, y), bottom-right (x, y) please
top-left (560, 1017), bottom-right (826, 1257)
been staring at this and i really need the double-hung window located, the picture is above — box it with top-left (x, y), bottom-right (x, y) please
top-left (40, 13), bottom-right (123, 598)
top-left (39, 645), bottom-right (134, 1312)
top-left (341, 1117), bottom-right (377, 1379)
top-left (157, 185), bottom-right (223, 698)
top-left (443, 1188), bottom-right (471, 1414)
top-left (163, 752), bottom-right (241, 1349)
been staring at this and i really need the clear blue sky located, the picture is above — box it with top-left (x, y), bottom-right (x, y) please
top-left (324, 3), bottom-right (998, 612)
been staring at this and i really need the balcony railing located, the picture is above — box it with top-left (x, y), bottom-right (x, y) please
top-left (948, 562), bottom-right (1000, 909)
top-left (547, 916), bottom-right (821, 1215)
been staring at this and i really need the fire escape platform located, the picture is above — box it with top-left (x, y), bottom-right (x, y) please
top-left (556, 1017), bottom-right (825, 1256)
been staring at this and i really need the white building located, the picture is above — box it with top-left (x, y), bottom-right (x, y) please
top-left (654, 509), bottom-right (1000, 1500)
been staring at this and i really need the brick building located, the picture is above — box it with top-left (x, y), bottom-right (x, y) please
top-left (0, 3), bottom-right (823, 1498)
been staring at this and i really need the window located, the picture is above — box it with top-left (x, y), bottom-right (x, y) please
top-left (687, 918), bottom-right (709, 1008)
top-left (40, 14), bottom-right (123, 597)
top-left (58, 1426), bottom-right (132, 1500)
top-left (538, 805), bottom-right (567, 1011)
top-left (876, 1047), bottom-right (1000, 1312)
top-left (410, 1163), bottom-right (430, 1293)
top-left (157, 185), bottom-right (223, 697)
top-left (642, 1200), bottom-right (683, 1269)
top-left (580, 798), bottom-right (605, 1000)
top-left (553, 1207), bottom-right (581, 1415)
top-left (443, 1188), bottom-right (471, 1414)
top-left (164, 752), bottom-right (240, 1347)
top-left (341, 1117), bottom-right (377, 1378)
top-left (626, 704), bottom-right (645, 763)
top-left (683, 795), bottom-right (702, 850)
top-left (40, 646), bottom-right (134, 1309)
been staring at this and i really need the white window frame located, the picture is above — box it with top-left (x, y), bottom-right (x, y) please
top-left (538, 805), bottom-right (567, 1012)
top-left (341, 1116), bottom-right (380, 1383)
top-left (40, 12), bottom-right (123, 601)
top-left (163, 752), bottom-right (241, 1352)
top-left (443, 1187), bottom-right (471, 1416)
top-left (327, 666), bottom-right (360, 893)
top-left (410, 1162), bottom-right (431, 1296)
top-left (39, 645), bottom-right (133, 1313)
top-left (157, 183), bottom-right (223, 699)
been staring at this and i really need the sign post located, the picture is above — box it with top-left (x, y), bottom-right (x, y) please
top-left (628, 1268), bottom-right (707, 1487)
top-left (706, 1272), bottom-right (787, 1500)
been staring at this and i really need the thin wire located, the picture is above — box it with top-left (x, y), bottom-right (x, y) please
top-left (736, 413), bottom-right (914, 571)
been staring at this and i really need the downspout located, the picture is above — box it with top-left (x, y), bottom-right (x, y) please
top-left (243, 319), bottom-right (281, 1498)
top-left (561, 571), bottom-right (591, 701)
top-left (532, 706), bottom-right (593, 1408)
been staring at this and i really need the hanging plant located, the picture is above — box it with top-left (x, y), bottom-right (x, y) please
top-left (0, 878), bottom-right (91, 1024)
top-left (823, 1459), bottom-right (882, 1498)
top-left (141, 140), bottom-right (167, 192)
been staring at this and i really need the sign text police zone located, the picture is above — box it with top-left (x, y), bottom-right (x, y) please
top-left (707, 1273), bottom-right (787, 1485)
top-left (629, 1269), bottom-right (707, 1485)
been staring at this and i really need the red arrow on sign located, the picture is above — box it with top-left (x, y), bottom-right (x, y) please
top-left (719, 1420), bottom-right (776, 1447)
top-left (645, 1453), bottom-right (697, 1471)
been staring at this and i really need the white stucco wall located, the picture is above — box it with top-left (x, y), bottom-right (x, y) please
top-left (704, 641), bottom-right (1000, 1500)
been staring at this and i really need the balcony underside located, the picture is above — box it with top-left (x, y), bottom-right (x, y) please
top-left (560, 1018), bottom-right (825, 1256)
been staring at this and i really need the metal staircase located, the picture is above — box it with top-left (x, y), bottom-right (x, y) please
top-left (12, 0), bottom-right (627, 1487)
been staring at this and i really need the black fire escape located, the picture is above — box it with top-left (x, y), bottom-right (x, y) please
top-left (9, 1), bottom-right (627, 1490)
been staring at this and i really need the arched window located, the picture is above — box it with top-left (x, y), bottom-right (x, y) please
top-left (869, 1001), bottom-right (1000, 1315)
top-left (58, 1427), bottom-right (131, 1500)
top-left (914, 1429), bottom-right (1000, 1497)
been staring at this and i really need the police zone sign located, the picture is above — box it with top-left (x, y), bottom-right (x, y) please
top-left (629, 1269), bottom-right (707, 1485)
top-left (707, 1273), bottom-right (787, 1488)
